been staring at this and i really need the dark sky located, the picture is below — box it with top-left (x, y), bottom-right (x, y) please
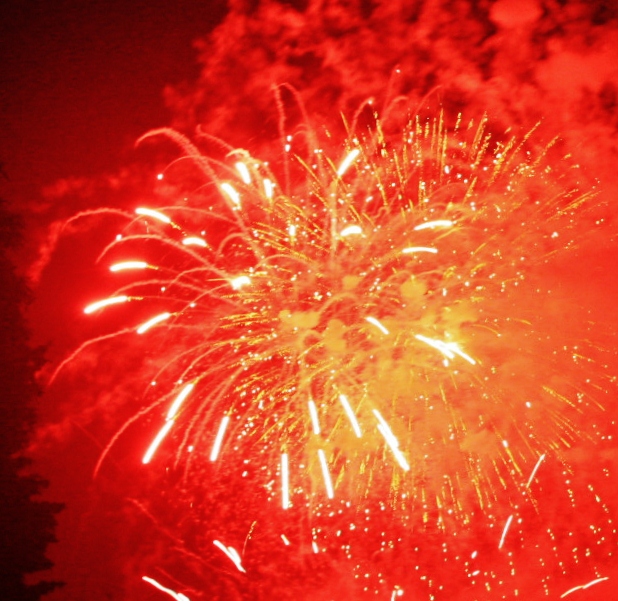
top-left (0, 0), bottom-right (226, 210)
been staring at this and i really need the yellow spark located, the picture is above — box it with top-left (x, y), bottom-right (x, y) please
top-left (84, 295), bottom-right (128, 314)
top-left (221, 182), bottom-right (241, 207)
top-left (339, 394), bottom-right (362, 438)
top-left (230, 275), bottom-right (251, 290)
top-left (210, 415), bottom-right (230, 461)
top-left (235, 161), bottom-right (251, 184)
top-left (182, 237), bottom-right (207, 247)
top-left (413, 220), bottom-right (454, 230)
top-left (135, 207), bottom-right (171, 224)
top-left (336, 148), bottom-right (360, 176)
top-left (498, 514), bottom-right (514, 549)
top-left (166, 383), bottom-right (195, 421)
top-left (142, 576), bottom-right (190, 601)
top-left (365, 316), bottom-right (389, 335)
top-left (308, 399), bottom-right (321, 435)
top-left (136, 312), bottom-right (171, 334)
top-left (281, 453), bottom-right (290, 509)
top-left (142, 420), bottom-right (174, 464)
top-left (213, 540), bottom-right (246, 573)
top-left (317, 448), bottom-right (334, 499)
top-left (109, 261), bottom-right (149, 272)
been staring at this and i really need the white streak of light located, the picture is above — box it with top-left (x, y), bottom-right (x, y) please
top-left (317, 449), bottom-right (334, 499)
top-left (312, 541), bottom-right (319, 554)
top-left (498, 514), bottom-right (514, 549)
top-left (340, 224), bottom-right (363, 237)
top-left (402, 246), bottom-right (438, 254)
top-left (84, 295), bottom-right (128, 314)
top-left (281, 453), bottom-right (290, 509)
top-left (373, 410), bottom-right (410, 471)
top-left (182, 237), bottom-right (207, 247)
top-left (166, 383), bottom-right (195, 420)
top-left (110, 261), bottom-right (148, 272)
top-left (235, 162), bottom-right (251, 184)
top-left (281, 534), bottom-right (291, 546)
top-left (413, 220), bottom-right (454, 230)
top-left (263, 178), bottom-right (274, 198)
top-left (213, 540), bottom-right (246, 573)
top-left (415, 335), bottom-right (476, 365)
top-left (365, 316), bottom-right (389, 335)
top-left (142, 420), bottom-right (174, 464)
top-left (142, 576), bottom-right (190, 601)
top-left (221, 183), bottom-right (241, 207)
top-left (136, 207), bottom-right (171, 224)
top-left (210, 416), bottom-right (230, 461)
top-left (337, 148), bottom-right (360, 176)
top-left (526, 453), bottom-right (546, 488)
top-left (308, 400), bottom-right (321, 435)
top-left (136, 312), bottom-right (171, 334)
top-left (230, 275), bottom-right (251, 290)
top-left (560, 577), bottom-right (609, 598)
top-left (339, 394), bottom-right (362, 438)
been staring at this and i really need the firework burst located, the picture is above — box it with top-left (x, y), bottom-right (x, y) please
top-left (64, 108), bottom-right (616, 599)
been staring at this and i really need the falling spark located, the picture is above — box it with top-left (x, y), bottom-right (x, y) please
top-left (166, 383), bottom-right (195, 420)
top-left (83, 295), bottom-right (128, 314)
top-left (135, 207), bottom-right (171, 224)
top-left (221, 182), bottom-right (241, 207)
top-left (230, 275), bottom-right (251, 290)
top-left (401, 246), bottom-right (438, 254)
top-left (136, 312), bottom-right (172, 334)
top-left (336, 148), bottom-right (360, 176)
top-left (210, 416), bottom-right (230, 462)
top-left (281, 453), bottom-right (290, 509)
top-left (235, 161), bottom-right (251, 184)
top-left (560, 577), bottom-right (609, 598)
top-left (213, 540), bottom-right (246, 573)
top-left (340, 224), bottom-right (363, 237)
top-left (142, 576), bottom-right (190, 601)
top-left (365, 316), bottom-right (389, 335)
top-left (317, 448), bottom-right (334, 499)
top-left (109, 261), bottom-right (149, 272)
top-left (413, 220), bottom-right (454, 230)
top-left (308, 400), bottom-right (321, 435)
top-left (373, 410), bottom-right (410, 471)
top-left (525, 453), bottom-right (546, 488)
top-left (498, 514), bottom-right (514, 549)
top-left (339, 394), bottom-right (362, 438)
top-left (142, 420), bottom-right (174, 464)
top-left (182, 236), bottom-right (208, 247)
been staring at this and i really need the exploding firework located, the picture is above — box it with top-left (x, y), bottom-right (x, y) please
top-left (60, 107), bottom-right (616, 599)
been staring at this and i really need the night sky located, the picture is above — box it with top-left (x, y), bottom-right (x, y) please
top-left (3, 1), bottom-right (618, 600)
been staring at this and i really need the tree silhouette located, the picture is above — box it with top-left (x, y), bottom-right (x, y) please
top-left (0, 199), bottom-right (64, 600)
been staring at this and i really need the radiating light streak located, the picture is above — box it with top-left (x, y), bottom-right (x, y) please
top-left (339, 394), bottom-right (362, 437)
top-left (373, 410), bottom-right (410, 471)
top-left (263, 178), bottom-right (274, 198)
top-left (365, 316), bottom-right (389, 335)
top-left (560, 577), bottom-right (609, 598)
top-left (413, 220), bottom-right (454, 230)
top-left (142, 420), bottom-right (174, 464)
top-left (414, 334), bottom-right (476, 365)
top-left (110, 261), bottom-right (149, 272)
top-left (308, 400), bottom-right (321, 435)
top-left (317, 448), bottom-right (334, 499)
top-left (402, 246), bottom-right (438, 254)
top-left (210, 415), bottom-right (230, 461)
top-left (281, 453), bottom-right (290, 509)
top-left (221, 182), bottom-right (241, 207)
top-left (525, 453), bottom-right (546, 488)
top-left (213, 540), bottom-right (246, 573)
top-left (84, 295), bottom-right (128, 314)
top-left (182, 236), bottom-right (207, 247)
top-left (142, 576), bottom-right (190, 601)
top-left (336, 148), bottom-right (360, 176)
top-left (340, 224), bottom-right (363, 237)
top-left (498, 514), bottom-right (514, 549)
top-left (136, 207), bottom-right (171, 224)
top-left (235, 161), bottom-right (251, 184)
top-left (230, 275), bottom-right (251, 290)
top-left (166, 383), bottom-right (194, 420)
top-left (136, 312), bottom-right (172, 334)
